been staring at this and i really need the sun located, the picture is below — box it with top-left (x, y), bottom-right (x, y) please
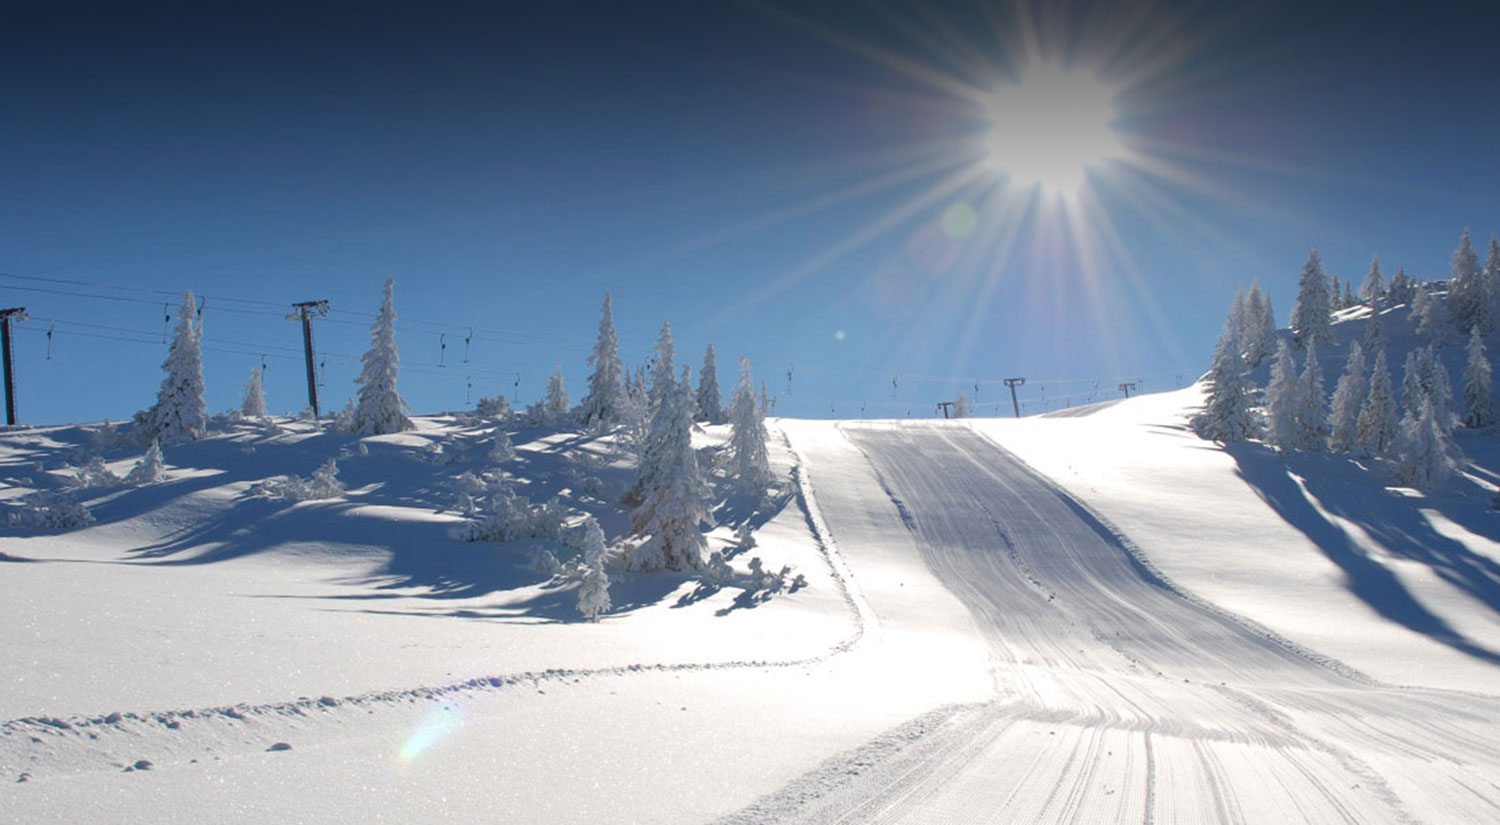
top-left (982, 62), bottom-right (1123, 196)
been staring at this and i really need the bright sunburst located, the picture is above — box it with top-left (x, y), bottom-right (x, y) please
top-left (982, 63), bottom-right (1123, 196)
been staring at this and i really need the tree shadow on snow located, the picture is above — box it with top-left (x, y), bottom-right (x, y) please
top-left (1225, 442), bottom-right (1500, 666)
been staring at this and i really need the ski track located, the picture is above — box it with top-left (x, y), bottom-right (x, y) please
top-left (724, 422), bottom-right (1500, 824)
top-left (1, 424), bottom-right (874, 782)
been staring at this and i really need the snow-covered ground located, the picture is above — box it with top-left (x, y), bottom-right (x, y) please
top-left (4, 303), bottom-right (1500, 822)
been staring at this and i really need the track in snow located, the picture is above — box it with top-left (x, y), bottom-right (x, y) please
top-left (739, 423), bottom-right (1500, 825)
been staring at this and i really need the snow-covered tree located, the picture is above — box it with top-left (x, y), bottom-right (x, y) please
top-left (695, 344), bottom-right (725, 424)
top-left (1297, 344), bottom-right (1329, 450)
top-left (1193, 324), bottom-right (1259, 443)
top-left (1413, 286), bottom-right (1453, 345)
top-left (1448, 228), bottom-right (1490, 334)
top-left (1344, 280), bottom-right (1356, 309)
top-left (1331, 275), bottom-right (1343, 310)
top-left (142, 291), bottom-right (207, 441)
top-left (1265, 340), bottom-right (1304, 451)
top-left (1228, 285), bottom-right (1249, 344)
top-left (728, 357), bottom-right (772, 496)
top-left (1359, 255), bottom-right (1385, 308)
top-left (1395, 398), bottom-right (1458, 491)
top-left (1356, 349), bottom-right (1399, 455)
top-left (241, 367), bottom-right (267, 418)
top-left (1290, 249), bottom-right (1333, 347)
top-left (125, 439), bottom-right (166, 485)
top-left (1363, 305), bottom-right (1386, 352)
top-left (630, 324), bottom-right (709, 572)
top-left (575, 517), bottom-right (612, 621)
top-left (1327, 342), bottom-right (1366, 452)
top-left (350, 277), bottom-right (413, 435)
top-left (581, 293), bottom-right (624, 430)
top-left (488, 425), bottom-right (516, 463)
top-left (1484, 237), bottom-right (1500, 316)
top-left (1462, 326), bottom-right (1494, 429)
top-left (1424, 347), bottom-right (1454, 432)
top-left (1388, 266), bottom-right (1414, 305)
top-left (545, 363), bottom-right (571, 424)
top-left (952, 390), bottom-right (970, 418)
top-left (1245, 283), bottom-right (1276, 368)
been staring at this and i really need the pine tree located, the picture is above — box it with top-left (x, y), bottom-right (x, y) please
top-left (728, 357), bottom-right (772, 496)
top-left (125, 438), bottom-right (166, 485)
top-left (1266, 339), bottom-right (1304, 451)
top-left (1356, 349), bottom-right (1399, 455)
top-left (630, 328), bottom-right (709, 572)
top-left (581, 293), bottom-right (625, 431)
top-left (575, 517), bottom-right (612, 621)
top-left (696, 345), bottom-right (725, 425)
top-left (350, 277), bottom-right (413, 435)
top-left (1228, 285), bottom-right (1249, 346)
top-left (241, 367), bottom-right (267, 418)
top-left (1363, 305), bottom-right (1386, 353)
top-left (1448, 228), bottom-right (1489, 334)
top-left (1389, 267), bottom-right (1413, 305)
top-left (1395, 398), bottom-right (1458, 491)
top-left (1327, 342), bottom-right (1366, 452)
top-left (1246, 285), bottom-right (1276, 369)
top-left (1193, 325), bottom-right (1259, 443)
top-left (1462, 326), bottom-right (1494, 429)
top-left (1401, 350), bottom-right (1424, 417)
top-left (143, 291), bottom-right (207, 441)
top-left (488, 425), bottom-right (516, 463)
top-left (1484, 237), bottom-right (1500, 316)
top-left (1331, 275), bottom-right (1343, 310)
top-left (1360, 255), bottom-right (1385, 308)
top-left (1344, 280), bottom-right (1356, 309)
top-left (1297, 344), bottom-right (1329, 450)
top-left (1423, 346), bottom-right (1454, 432)
top-left (545, 363), bottom-right (571, 424)
top-left (1291, 249), bottom-right (1333, 347)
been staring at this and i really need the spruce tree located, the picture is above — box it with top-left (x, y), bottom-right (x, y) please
top-left (1389, 267), bottom-right (1413, 305)
top-left (1297, 345), bottom-right (1329, 450)
top-left (1344, 281), bottom-right (1356, 309)
top-left (350, 277), bottom-right (413, 435)
top-left (1266, 340), bottom-right (1303, 451)
top-left (1356, 349), bottom-right (1399, 455)
top-left (581, 293), bottom-right (624, 431)
top-left (1463, 326), bottom-right (1494, 429)
top-left (1249, 286), bottom-right (1277, 369)
top-left (630, 327), bottom-right (709, 572)
top-left (1484, 237), bottom-right (1500, 315)
top-left (1395, 398), bottom-right (1458, 491)
top-left (1423, 346), bottom-right (1454, 433)
top-left (125, 438), bottom-right (166, 485)
top-left (728, 357), bottom-right (772, 495)
top-left (241, 367), bottom-right (267, 418)
top-left (1193, 325), bottom-right (1259, 443)
top-left (144, 291), bottom-right (207, 441)
top-left (545, 363), bottom-right (571, 424)
top-left (1291, 249), bottom-right (1333, 347)
top-left (1327, 342), bottom-right (1366, 452)
top-left (696, 344), bottom-right (725, 424)
top-left (1229, 285), bottom-right (1249, 346)
top-left (575, 517), bottom-right (612, 621)
top-left (1413, 287), bottom-right (1453, 345)
top-left (1360, 255), bottom-right (1385, 308)
top-left (1363, 305), bottom-right (1386, 353)
top-left (1448, 228), bottom-right (1489, 334)
top-left (1331, 275), bottom-right (1343, 310)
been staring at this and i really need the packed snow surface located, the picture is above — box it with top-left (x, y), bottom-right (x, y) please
top-left (5, 387), bottom-right (1500, 821)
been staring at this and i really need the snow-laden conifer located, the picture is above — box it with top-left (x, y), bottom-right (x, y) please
top-left (1484, 237), bottom-right (1500, 313)
top-left (1363, 255), bottom-right (1382, 306)
top-left (1228, 285), bottom-right (1248, 345)
top-left (1193, 324), bottom-right (1259, 443)
top-left (545, 363), bottom-right (571, 424)
top-left (1290, 249), bottom-right (1333, 347)
top-left (1448, 228), bottom-right (1490, 334)
top-left (1413, 286), bottom-right (1454, 345)
top-left (630, 326), bottom-right (709, 571)
top-left (1297, 344), bottom-right (1329, 450)
top-left (1245, 284), bottom-right (1276, 368)
top-left (142, 291), bottom-right (207, 441)
top-left (1344, 281), bottom-right (1356, 310)
top-left (953, 391), bottom-right (970, 418)
top-left (1423, 347), bottom-right (1454, 433)
top-left (1363, 306), bottom-right (1386, 353)
top-left (1356, 349), bottom-right (1399, 455)
top-left (1463, 326), bottom-right (1494, 429)
top-left (488, 425), bottom-right (516, 464)
top-left (696, 344), bottom-right (725, 424)
top-left (1265, 340), bottom-right (1304, 451)
top-left (125, 439), bottom-right (166, 485)
top-left (575, 517), bottom-right (612, 621)
top-left (1388, 267), bottom-right (1414, 305)
top-left (1330, 275), bottom-right (1343, 311)
top-left (241, 367), bottom-right (267, 418)
top-left (1327, 342), bottom-right (1366, 452)
top-left (581, 294), bottom-right (624, 430)
top-left (350, 277), bottom-right (413, 435)
top-left (1395, 398), bottom-right (1458, 491)
top-left (728, 357), bottom-right (772, 495)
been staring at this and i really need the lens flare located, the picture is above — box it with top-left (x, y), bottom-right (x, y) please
top-left (982, 62), bottom-right (1123, 196)
top-left (398, 704), bottom-right (462, 764)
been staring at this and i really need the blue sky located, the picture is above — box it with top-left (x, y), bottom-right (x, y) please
top-left (4, 0), bottom-right (1499, 423)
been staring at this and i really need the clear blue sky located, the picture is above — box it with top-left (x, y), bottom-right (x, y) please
top-left (4, 0), bottom-right (1498, 423)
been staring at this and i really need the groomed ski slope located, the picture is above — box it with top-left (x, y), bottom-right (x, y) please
top-left (735, 420), bottom-right (1500, 824)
